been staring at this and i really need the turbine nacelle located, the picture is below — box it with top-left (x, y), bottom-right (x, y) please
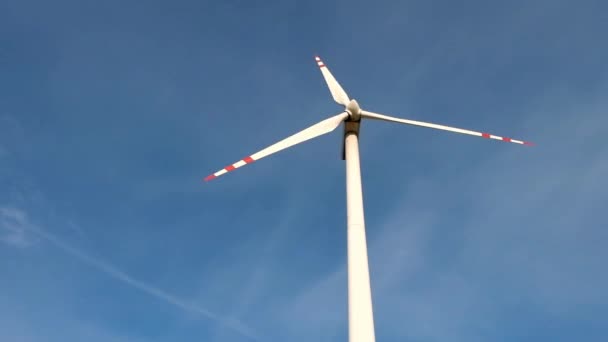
top-left (346, 99), bottom-right (361, 121)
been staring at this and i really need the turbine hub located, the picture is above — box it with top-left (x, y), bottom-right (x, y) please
top-left (346, 99), bottom-right (361, 121)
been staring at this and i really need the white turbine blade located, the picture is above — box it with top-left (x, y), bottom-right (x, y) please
top-left (204, 112), bottom-right (349, 181)
top-left (315, 56), bottom-right (350, 106)
top-left (361, 110), bottom-right (534, 146)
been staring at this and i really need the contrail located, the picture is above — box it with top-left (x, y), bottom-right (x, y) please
top-left (28, 225), bottom-right (260, 341)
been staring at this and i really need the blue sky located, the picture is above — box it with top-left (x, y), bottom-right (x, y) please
top-left (1, 0), bottom-right (607, 341)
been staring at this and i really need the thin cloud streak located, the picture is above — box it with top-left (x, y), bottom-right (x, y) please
top-left (34, 227), bottom-right (262, 341)
top-left (2, 207), bottom-right (261, 341)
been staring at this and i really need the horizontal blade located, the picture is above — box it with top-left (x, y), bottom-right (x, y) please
top-left (315, 56), bottom-right (350, 107)
top-left (204, 112), bottom-right (349, 181)
top-left (361, 110), bottom-right (533, 146)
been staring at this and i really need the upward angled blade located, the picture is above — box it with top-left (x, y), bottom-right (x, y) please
top-left (361, 110), bottom-right (534, 146)
top-left (315, 56), bottom-right (350, 106)
top-left (204, 112), bottom-right (349, 181)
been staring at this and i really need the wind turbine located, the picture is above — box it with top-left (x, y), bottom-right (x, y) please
top-left (204, 56), bottom-right (533, 342)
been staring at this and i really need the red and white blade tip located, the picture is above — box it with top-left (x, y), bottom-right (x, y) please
top-left (479, 133), bottom-right (534, 146)
top-left (203, 156), bottom-right (256, 182)
top-left (315, 56), bottom-right (326, 68)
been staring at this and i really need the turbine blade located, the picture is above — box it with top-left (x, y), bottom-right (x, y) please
top-left (315, 56), bottom-right (350, 106)
top-left (204, 112), bottom-right (349, 181)
top-left (361, 110), bottom-right (534, 146)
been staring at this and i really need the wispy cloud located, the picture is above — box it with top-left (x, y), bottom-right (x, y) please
top-left (1, 206), bottom-right (34, 247)
top-left (0, 205), bottom-right (261, 341)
